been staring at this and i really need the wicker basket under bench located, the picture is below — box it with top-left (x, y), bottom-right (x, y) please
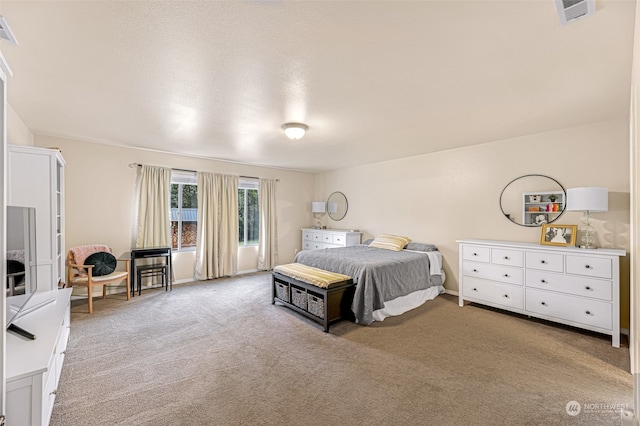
top-left (272, 264), bottom-right (355, 332)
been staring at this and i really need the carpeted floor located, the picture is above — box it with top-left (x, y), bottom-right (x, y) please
top-left (50, 272), bottom-right (632, 425)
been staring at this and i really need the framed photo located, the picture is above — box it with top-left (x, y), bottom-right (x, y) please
top-left (540, 224), bottom-right (578, 247)
top-left (531, 213), bottom-right (548, 225)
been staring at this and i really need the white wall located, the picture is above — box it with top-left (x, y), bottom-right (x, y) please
top-left (315, 118), bottom-right (631, 326)
top-left (34, 135), bottom-right (316, 286)
top-left (7, 104), bottom-right (33, 146)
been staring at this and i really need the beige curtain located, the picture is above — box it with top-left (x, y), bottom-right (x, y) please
top-left (194, 172), bottom-right (238, 280)
top-left (257, 178), bottom-right (278, 270)
top-left (135, 165), bottom-right (172, 248)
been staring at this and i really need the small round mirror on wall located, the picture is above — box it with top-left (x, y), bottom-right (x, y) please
top-left (500, 174), bottom-right (566, 227)
top-left (327, 191), bottom-right (348, 221)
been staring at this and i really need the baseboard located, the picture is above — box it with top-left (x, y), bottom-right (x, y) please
top-left (444, 288), bottom-right (459, 297)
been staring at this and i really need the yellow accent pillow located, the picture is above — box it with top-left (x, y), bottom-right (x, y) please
top-left (368, 234), bottom-right (412, 251)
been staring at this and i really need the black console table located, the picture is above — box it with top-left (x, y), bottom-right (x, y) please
top-left (130, 247), bottom-right (172, 297)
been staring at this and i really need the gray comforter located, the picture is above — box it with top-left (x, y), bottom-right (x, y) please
top-left (293, 245), bottom-right (441, 325)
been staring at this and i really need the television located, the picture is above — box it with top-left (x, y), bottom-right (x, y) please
top-left (5, 206), bottom-right (45, 339)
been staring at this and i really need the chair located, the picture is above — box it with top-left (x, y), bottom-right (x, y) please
top-left (67, 244), bottom-right (131, 313)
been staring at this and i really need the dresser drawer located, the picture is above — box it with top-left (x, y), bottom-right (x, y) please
top-left (462, 277), bottom-right (524, 310)
top-left (302, 230), bottom-right (314, 241)
top-left (525, 270), bottom-right (612, 301)
top-left (491, 248), bottom-right (524, 268)
top-left (332, 234), bottom-right (346, 246)
top-left (566, 255), bottom-right (612, 279)
top-left (462, 261), bottom-right (523, 286)
top-left (525, 252), bottom-right (563, 272)
top-left (525, 288), bottom-right (612, 331)
top-left (462, 246), bottom-right (490, 263)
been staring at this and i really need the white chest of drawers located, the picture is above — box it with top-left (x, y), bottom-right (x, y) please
top-left (301, 228), bottom-right (362, 250)
top-left (458, 239), bottom-right (625, 347)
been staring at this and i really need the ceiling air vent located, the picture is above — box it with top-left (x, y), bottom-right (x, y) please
top-left (555, 0), bottom-right (595, 26)
top-left (0, 16), bottom-right (17, 44)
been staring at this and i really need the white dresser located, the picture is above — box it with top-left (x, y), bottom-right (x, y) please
top-left (301, 228), bottom-right (362, 250)
top-left (458, 239), bottom-right (625, 347)
top-left (6, 289), bottom-right (72, 426)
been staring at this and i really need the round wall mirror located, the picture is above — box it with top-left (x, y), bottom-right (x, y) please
top-left (500, 174), bottom-right (566, 227)
top-left (327, 191), bottom-right (348, 221)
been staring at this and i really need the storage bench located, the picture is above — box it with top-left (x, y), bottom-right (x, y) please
top-left (272, 264), bottom-right (355, 332)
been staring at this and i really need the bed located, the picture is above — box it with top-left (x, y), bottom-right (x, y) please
top-left (293, 239), bottom-right (445, 325)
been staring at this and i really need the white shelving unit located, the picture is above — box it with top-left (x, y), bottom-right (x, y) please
top-left (7, 145), bottom-right (66, 291)
top-left (522, 190), bottom-right (565, 226)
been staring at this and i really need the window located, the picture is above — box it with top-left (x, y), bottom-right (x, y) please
top-left (238, 179), bottom-right (259, 246)
top-left (171, 171), bottom-right (198, 251)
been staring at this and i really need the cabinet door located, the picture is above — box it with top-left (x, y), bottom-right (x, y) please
top-left (6, 375), bottom-right (42, 426)
top-left (8, 149), bottom-right (55, 290)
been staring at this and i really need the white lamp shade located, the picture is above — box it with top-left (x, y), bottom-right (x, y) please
top-left (566, 187), bottom-right (608, 212)
top-left (327, 202), bottom-right (338, 213)
top-left (311, 201), bottom-right (326, 213)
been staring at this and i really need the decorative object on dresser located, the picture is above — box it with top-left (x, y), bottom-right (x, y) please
top-left (566, 186), bottom-right (609, 249)
top-left (311, 201), bottom-right (326, 229)
top-left (458, 239), bottom-right (625, 347)
top-left (499, 174), bottom-right (565, 227)
top-left (540, 224), bottom-right (577, 247)
top-left (301, 228), bottom-right (362, 250)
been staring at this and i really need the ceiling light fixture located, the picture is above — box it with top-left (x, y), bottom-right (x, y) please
top-left (282, 122), bottom-right (308, 140)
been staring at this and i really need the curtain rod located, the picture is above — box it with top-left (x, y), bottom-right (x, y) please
top-left (128, 163), bottom-right (279, 182)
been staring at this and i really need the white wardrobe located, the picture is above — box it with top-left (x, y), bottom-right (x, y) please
top-left (7, 145), bottom-right (65, 292)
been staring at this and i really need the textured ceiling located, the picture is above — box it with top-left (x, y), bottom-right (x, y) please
top-left (0, 0), bottom-right (636, 172)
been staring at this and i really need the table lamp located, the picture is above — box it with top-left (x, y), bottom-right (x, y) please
top-left (311, 201), bottom-right (326, 229)
top-left (566, 187), bottom-right (608, 249)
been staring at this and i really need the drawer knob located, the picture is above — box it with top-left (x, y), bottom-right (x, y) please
top-left (541, 260), bottom-right (547, 264)
top-left (504, 256), bottom-right (509, 260)
top-left (473, 269), bottom-right (478, 273)
top-left (585, 286), bottom-right (592, 290)
top-left (472, 288), bottom-right (478, 291)
top-left (473, 252), bottom-right (478, 256)
top-left (585, 265), bottom-right (592, 269)
top-left (541, 279), bottom-right (547, 284)
top-left (504, 274), bottom-right (509, 278)
top-left (503, 294), bottom-right (509, 298)
top-left (585, 310), bottom-right (592, 315)
top-left (541, 302), bottom-right (547, 306)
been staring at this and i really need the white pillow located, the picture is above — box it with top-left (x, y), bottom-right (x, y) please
top-left (368, 234), bottom-right (412, 251)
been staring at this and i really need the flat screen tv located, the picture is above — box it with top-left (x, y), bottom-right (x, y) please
top-left (6, 206), bottom-right (40, 339)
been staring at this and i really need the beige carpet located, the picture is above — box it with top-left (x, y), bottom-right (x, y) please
top-left (50, 272), bottom-right (632, 425)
